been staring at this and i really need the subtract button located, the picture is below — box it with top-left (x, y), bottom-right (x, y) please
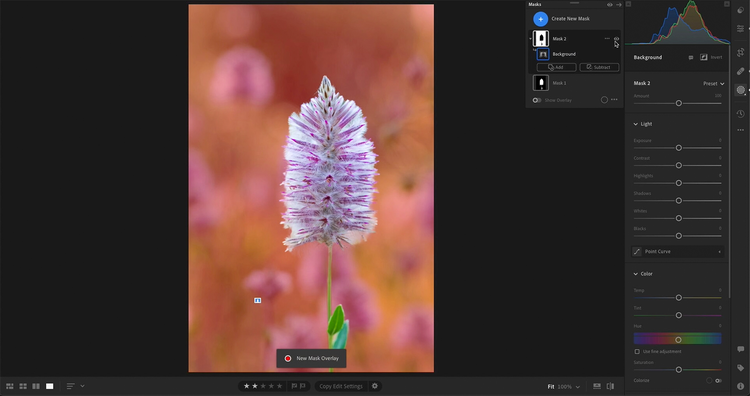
top-left (580, 63), bottom-right (620, 72)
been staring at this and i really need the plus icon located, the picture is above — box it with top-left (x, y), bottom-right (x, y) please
top-left (533, 11), bottom-right (549, 27)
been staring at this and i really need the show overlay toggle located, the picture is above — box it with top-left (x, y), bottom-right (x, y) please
top-left (276, 349), bottom-right (347, 368)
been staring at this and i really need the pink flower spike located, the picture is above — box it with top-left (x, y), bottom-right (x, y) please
top-left (403, 55), bottom-right (429, 88)
top-left (392, 306), bottom-right (434, 350)
top-left (210, 46), bottom-right (274, 105)
top-left (243, 269), bottom-right (292, 300)
top-left (189, 149), bottom-right (221, 232)
top-left (282, 76), bottom-right (377, 251)
top-left (188, 149), bottom-right (213, 207)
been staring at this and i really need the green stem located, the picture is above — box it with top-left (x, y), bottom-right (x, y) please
top-left (327, 244), bottom-right (333, 373)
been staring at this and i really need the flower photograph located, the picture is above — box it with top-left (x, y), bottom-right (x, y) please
top-left (189, 4), bottom-right (434, 372)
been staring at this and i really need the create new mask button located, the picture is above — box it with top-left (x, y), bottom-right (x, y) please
top-left (276, 349), bottom-right (347, 368)
top-left (536, 63), bottom-right (576, 72)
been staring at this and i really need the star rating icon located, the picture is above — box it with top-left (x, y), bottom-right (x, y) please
top-left (278, 384), bottom-right (283, 389)
top-left (252, 383), bottom-right (258, 389)
top-left (244, 383), bottom-right (249, 389)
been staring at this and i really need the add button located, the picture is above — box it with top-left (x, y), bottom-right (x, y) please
top-left (536, 63), bottom-right (576, 72)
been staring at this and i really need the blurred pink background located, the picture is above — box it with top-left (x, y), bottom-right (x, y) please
top-left (189, 4), bottom-right (434, 372)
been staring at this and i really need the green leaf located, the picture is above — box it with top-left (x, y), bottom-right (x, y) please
top-left (332, 320), bottom-right (349, 349)
top-left (327, 304), bottom-right (345, 336)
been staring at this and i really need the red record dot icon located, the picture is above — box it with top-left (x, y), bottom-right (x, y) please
top-left (284, 355), bottom-right (292, 363)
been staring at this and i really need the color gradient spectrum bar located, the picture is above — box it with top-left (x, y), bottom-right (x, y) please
top-left (634, 332), bottom-right (721, 344)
